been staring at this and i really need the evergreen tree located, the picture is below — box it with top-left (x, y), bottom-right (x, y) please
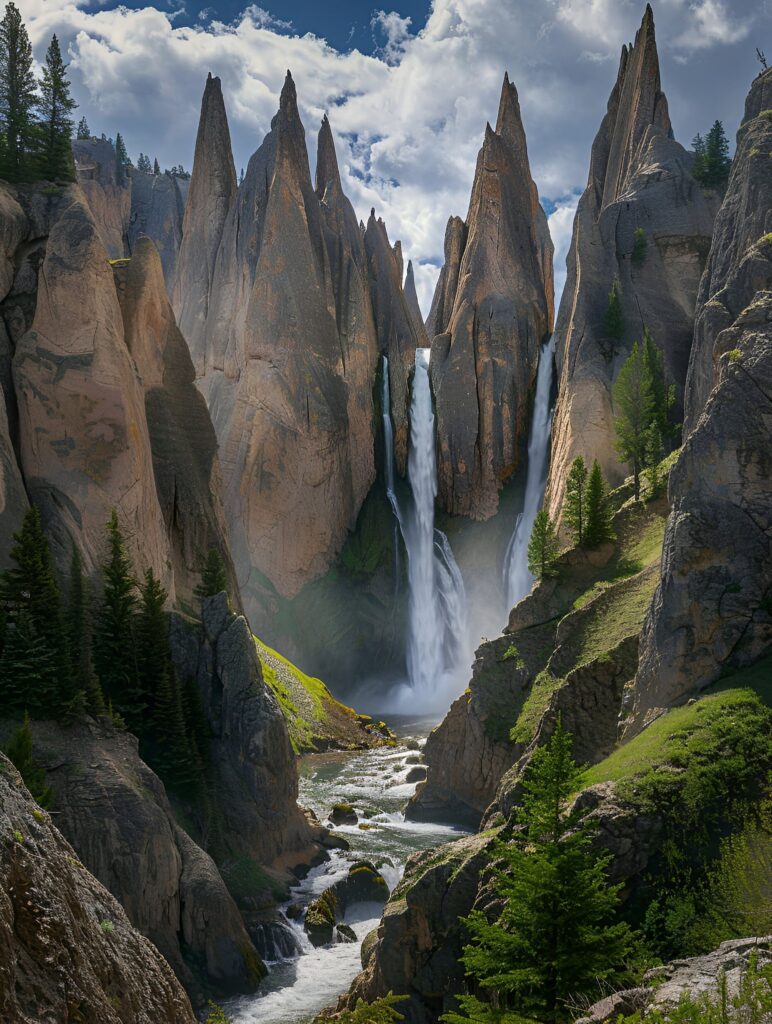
top-left (0, 506), bottom-right (70, 713)
top-left (153, 156), bottom-right (160, 175)
top-left (528, 508), bottom-right (560, 580)
top-left (195, 547), bottom-right (229, 604)
top-left (642, 328), bottom-right (675, 447)
top-left (239, 166), bottom-right (244, 185)
top-left (136, 567), bottom-right (169, 718)
top-left (562, 456), bottom-right (587, 547)
top-left (114, 131), bottom-right (128, 184)
top-left (182, 673), bottom-right (212, 768)
top-left (0, 2), bottom-right (38, 182)
top-left (136, 151), bottom-right (152, 174)
top-left (76, 115), bottom-right (89, 139)
top-left (152, 666), bottom-right (200, 792)
top-left (444, 723), bottom-right (634, 1024)
top-left (93, 511), bottom-right (142, 730)
top-left (37, 34), bottom-right (77, 182)
top-left (584, 460), bottom-right (614, 547)
top-left (0, 609), bottom-right (56, 714)
top-left (644, 423), bottom-right (664, 499)
top-left (613, 341), bottom-right (654, 500)
top-left (601, 279), bottom-right (624, 360)
top-left (66, 548), bottom-right (104, 714)
top-left (692, 121), bottom-right (731, 192)
top-left (4, 712), bottom-right (53, 808)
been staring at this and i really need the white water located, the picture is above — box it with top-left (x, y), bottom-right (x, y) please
top-left (226, 719), bottom-right (467, 1024)
top-left (380, 350), bottom-right (470, 711)
top-left (503, 336), bottom-right (556, 613)
top-left (381, 356), bottom-right (403, 588)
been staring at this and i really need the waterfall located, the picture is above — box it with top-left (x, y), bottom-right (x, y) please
top-left (382, 349), bottom-right (469, 708)
top-left (503, 335), bottom-right (556, 612)
top-left (381, 356), bottom-right (403, 586)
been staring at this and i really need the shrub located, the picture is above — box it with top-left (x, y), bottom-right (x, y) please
top-left (632, 227), bottom-right (647, 263)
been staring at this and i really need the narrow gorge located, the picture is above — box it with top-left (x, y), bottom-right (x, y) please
top-left (0, 3), bottom-right (769, 1024)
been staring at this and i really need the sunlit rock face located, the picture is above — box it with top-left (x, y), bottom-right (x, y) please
top-left (626, 67), bottom-right (772, 734)
top-left (428, 72), bottom-right (554, 521)
top-left (545, 4), bottom-right (717, 520)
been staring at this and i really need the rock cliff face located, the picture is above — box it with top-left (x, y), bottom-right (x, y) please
top-left (404, 259), bottom-right (429, 348)
top-left (429, 73), bottom-right (553, 520)
top-left (22, 718), bottom-right (264, 1001)
top-left (0, 752), bottom-right (196, 1024)
top-left (174, 72), bottom-right (403, 605)
top-left (127, 171), bottom-right (186, 291)
top-left (546, 5), bottom-right (716, 519)
top-left (173, 73), bottom-right (237, 373)
top-left (115, 237), bottom-right (237, 609)
top-left (627, 69), bottom-right (772, 730)
top-left (73, 138), bottom-right (131, 259)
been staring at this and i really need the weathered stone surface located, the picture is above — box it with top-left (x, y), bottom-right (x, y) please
top-left (627, 71), bottom-right (772, 731)
top-left (19, 718), bottom-right (264, 1000)
top-left (364, 209), bottom-right (419, 476)
top-left (426, 216), bottom-right (466, 340)
top-left (429, 73), bottom-right (553, 520)
top-left (546, 5), bottom-right (716, 520)
top-left (11, 186), bottom-right (173, 592)
top-left (404, 260), bottom-right (429, 348)
top-left (170, 593), bottom-right (315, 868)
top-left (115, 237), bottom-right (238, 609)
top-left (73, 138), bottom-right (130, 259)
top-left (0, 752), bottom-right (196, 1024)
top-left (127, 171), bottom-right (186, 291)
top-left (185, 73), bottom-right (372, 601)
top-left (577, 938), bottom-right (772, 1024)
top-left (173, 73), bottom-right (237, 374)
top-left (0, 385), bottom-right (26, 571)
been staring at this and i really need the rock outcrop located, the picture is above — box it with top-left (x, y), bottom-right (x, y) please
top-left (127, 171), bottom-right (186, 291)
top-left (627, 69), bottom-right (772, 730)
top-left (177, 72), bottom-right (385, 604)
top-left (404, 260), bottom-right (429, 348)
top-left (173, 73), bottom-right (237, 374)
top-left (546, 5), bottom-right (716, 519)
top-left (73, 138), bottom-right (131, 259)
top-left (115, 237), bottom-right (237, 609)
top-left (428, 73), bottom-right (553, 520)
top-left (21, 718), bottom-right (264, 1001)
top-left (0, 752), bottom-right (196, 1024)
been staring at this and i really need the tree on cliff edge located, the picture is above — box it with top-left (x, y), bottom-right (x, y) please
top-left (444, 723), bottom-right (634, 1024)
top-left (528, 508), bottom-right (560, 579)
top-left (613, 341), bottom-right (654, 500)
top-left (38, 33), bottom-right (76, 182)
top-left (0, 2), bottom-right (38, 181)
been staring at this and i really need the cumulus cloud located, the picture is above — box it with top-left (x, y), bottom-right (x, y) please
top-left (16, 0), bottom-right (766, 314)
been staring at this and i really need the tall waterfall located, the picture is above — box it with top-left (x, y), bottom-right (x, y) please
top-left (382, 350), bottom-right (469, 708)
top-left (503, 335), bottom-right (556, 612)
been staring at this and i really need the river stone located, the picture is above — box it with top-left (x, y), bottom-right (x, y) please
top-left (336, 924), bottom-right (358, 944)
top-left (330, 803), bottom-right (358, 826)
top-left (405, 766), bottom-right (427, 783)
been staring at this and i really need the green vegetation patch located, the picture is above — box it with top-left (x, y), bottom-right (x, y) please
top-left (509, 669), bottom-right (564, 744)
top-left (220, 856), bottom-right (287, 906)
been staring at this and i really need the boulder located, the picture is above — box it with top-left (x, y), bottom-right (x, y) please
top-left (330, 803), bottom-right (358, 826)
top-left (73, 137), bottom-right (130, 259)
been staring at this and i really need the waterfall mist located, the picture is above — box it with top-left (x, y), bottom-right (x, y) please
top-left (503, 335), bottom-right (556, 613)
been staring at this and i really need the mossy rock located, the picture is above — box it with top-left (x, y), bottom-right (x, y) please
top-left (304, 889), bottom-right (340, 946)
top-left (361, 927), bottom-right (379, 968)
top-left (330, 802), bottom-right (358, 825)
top-left (336, 923), bottom-right (357, 943)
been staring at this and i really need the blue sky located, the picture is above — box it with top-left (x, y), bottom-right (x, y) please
top-left (18, 0), bottom-right (769, 311)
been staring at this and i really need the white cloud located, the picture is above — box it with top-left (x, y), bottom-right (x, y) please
top-left (15, 0), bottom-right (765, 319)
top-left (674, 0), bottom-right (750, 50)
top-left (371, 9), bottom-right (413, 65)
top-left (548, 195), bottom-right (581, 312)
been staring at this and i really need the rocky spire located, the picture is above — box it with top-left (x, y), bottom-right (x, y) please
top-left (404, 260), bottom-right (429, 348)
top-left (315, 113), bottom-right (342, 199)
top-left (545, 4), bottom-right (717, 523)
top-left (172, 72), bottom-right (237, 374)
top-left (428, 70), bottom-right (553, 520)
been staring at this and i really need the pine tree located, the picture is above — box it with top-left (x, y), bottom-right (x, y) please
top-left (0, 609), bottom-right (57, 714)
top-left (114, 131), bottom-right (129, 184)
top-left (182, 673), bottom-right (211, 768)
top-left (0, 506), bottom-right (70, 714)
top-left (195, 547), bottom-right (229, 604)
top-left (601, 279), bottom-right (624, 360)
top-left (563, 456), bottom-right (587, 547)
top-left (239, 166), bottom-right (244, 186)
top-left (4, 712), bottom-right (53, 808)
top-left (37, 34), bottom-right (77, 182)
top-left (693, 121), bottom-right (731, 192)
top-left (444, 722), bottom-right (634, 1024)
top-left (76, 115), bottom-right (89, 140)
top-left (136, 567), bottom-right (169, 719)
top-left (153, 156), bottom-right (160, 175)
top-left (152, 666), bottom-right (200, 792)
top-left (93, 511), bottom-right (143, 730)
top-left (136, 152), bottom-right (152, 174)
top-left (642, 328), bottom-right (675, 447)
top-left (0, 2), bottom-right (38, 182)
top-left (584, 460), bottom-right (614, 547)
top-left (613, 341), bottom-right (654, 500)
top-left (66, 548), bottom-right (104, 714)
top-left (527, 508), bottom-right (560, 580)
top-left (644, 423), bottom-right (664, 499)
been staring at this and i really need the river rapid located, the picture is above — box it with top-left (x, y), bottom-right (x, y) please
top-left (225, 715), bottom-right (468, 1024)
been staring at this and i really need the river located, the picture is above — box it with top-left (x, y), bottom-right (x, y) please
top-left (225, 715), bottom-right (468, 1024)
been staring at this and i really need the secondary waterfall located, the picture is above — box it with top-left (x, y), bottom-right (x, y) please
top-left (503, 335), bottom-right (556, 612)
top-left (382, 350), bottom-right (469, 708)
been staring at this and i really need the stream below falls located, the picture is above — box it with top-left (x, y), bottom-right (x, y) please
top-left (225, 715), bottom-right (468, 1024)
